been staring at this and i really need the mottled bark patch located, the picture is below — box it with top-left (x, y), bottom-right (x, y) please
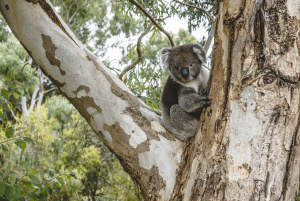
top-left (191, 170), bottom-right (225, 200)
top-left (103, 122), bottom-right (134, 158)
top-left (68, 85), bottom-right (102, 123)
top-left (25, 0), bottom-right (78, 46)
top-left (254, 9), bottom-right (265, 70)
top-left (143, 166), bottom-right (166, 199)
top-left (223, 0), bottom-right (245, 25)
top-left (266, 3), bottom-right (297, 54)
top-left (73, 85), bottom-right (91, 96)
top-left (103, 122), bottom-right (165, 201)
top-left (41, 34), bottom-right (65, 75)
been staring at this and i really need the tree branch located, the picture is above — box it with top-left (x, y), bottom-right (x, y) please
top-left (128, 0), bottom-right (175, 47)
top-left (172, 0), bottom-right (214, 22)
top-left (118, 22), bottom-right (153, 80)
top-left (203, 19), bottom-right (216, 56)
top-left (29, 86), bottom-right (39, 112)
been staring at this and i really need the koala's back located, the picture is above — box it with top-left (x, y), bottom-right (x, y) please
top-left (161, 76), bottom-right (179, 112)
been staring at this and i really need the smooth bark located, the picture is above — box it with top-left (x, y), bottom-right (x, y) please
top-left (1, 0), bottom-right (299, 200)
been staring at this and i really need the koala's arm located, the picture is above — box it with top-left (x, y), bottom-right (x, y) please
top-left (178, 87), bottom-right (210, 113)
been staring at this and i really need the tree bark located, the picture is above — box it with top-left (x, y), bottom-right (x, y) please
top-left (171, 0), bottom-right (300, 200)
top-left (0, 0), bottom-right (299, 200)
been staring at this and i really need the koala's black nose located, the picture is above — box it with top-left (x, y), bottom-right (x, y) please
top-left (180, 68), bottom-right (189, 78)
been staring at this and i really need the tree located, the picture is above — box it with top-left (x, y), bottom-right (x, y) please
top-left (1, 0), bottom-right (299, 200)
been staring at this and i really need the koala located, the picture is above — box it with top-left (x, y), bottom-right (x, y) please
top-left (160, 44), bottom-right (210, 141)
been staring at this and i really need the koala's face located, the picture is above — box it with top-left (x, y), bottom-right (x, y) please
top-left (161, 44), bottom-right (206, 83)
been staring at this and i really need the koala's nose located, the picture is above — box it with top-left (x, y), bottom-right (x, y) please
top-left (180, 68), bottom-right (189, 78)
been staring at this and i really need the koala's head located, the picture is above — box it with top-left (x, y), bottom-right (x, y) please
top-left (160, 44), bottom-right (206, 83)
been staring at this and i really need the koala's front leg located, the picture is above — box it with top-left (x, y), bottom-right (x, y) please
top-left (178, 87), bottom-right (210, 113)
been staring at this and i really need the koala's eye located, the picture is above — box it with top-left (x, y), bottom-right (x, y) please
top-left (180, 68), bottom-right (189, 78)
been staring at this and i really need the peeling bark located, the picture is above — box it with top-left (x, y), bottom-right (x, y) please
top-left (0, 0), bottom-right (299, 200)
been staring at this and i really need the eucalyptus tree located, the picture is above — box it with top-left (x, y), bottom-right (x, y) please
top-left (0, 0), bottom-right (299, 200)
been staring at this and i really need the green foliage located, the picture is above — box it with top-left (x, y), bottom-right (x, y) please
top-left (1, 94), bottom-right (139, 200)
top-left (51, 0), bottom-right (105, 45)
top-left (0, 88), bottom-right (76, 200)
top-left (171, 0), bottom-right (216, 32)
top-left (0, 35), bottom-right (38, 97)
top-left (0, 15), bottom-right (10, 42)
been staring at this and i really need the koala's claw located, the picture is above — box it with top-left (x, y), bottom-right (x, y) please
top-left (199, 99), bottom-right (211, 107)
top-left (202, 88), bottom-right (210, 96)
top-left (203, 101), bottom-right (211, 107)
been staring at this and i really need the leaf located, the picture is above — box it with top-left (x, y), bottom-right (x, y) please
top-left (10, 172), bottom-right (21, 180)
top-left (12, 92), bottom-right (19, 99)
top-left (13, 139), bottom-right (26, 150)
top-left (56, 177), bottom-right (64, 186)
top-left (9, 175), bottom-right (15, 185)
top-left (5, 127), bottom-right (14, 138)
top-left (0, 113), bottom-right (5, 122)
top-left (28, 191), bottom-right (36, 200)
top-left (22, 137), bottom-right (34, 145)
top-left (6, 100), bottom-right (13, 109)
top-left (22, 161), bottom-right (30, 171)
top-left (28, 175), bottom-right (40, 185)
top-left (49, 168), bottom-right (56, 177)
top-left (42, 184), bottom-right (51, 196)
top-left (4, 185), bottom-right (18, 201)
top-left (51, 181), bottom-right (61, 192)
top-left (1, 144), bottom-right (9, 152)
top-left (27, 168), bottom-right (39, 176)
top-left (22, 181), bottom-right (33, 189)
top-left (0, 91), bottom-right (10, 100)
top-left (32, 186), bottom-right (40, 191)
top-left (0, 181), bottom-right (6, 196)
top-left (4, 76), bottom-right (11, 81)
top-left (1, 89), bottom-right (10, 96)
top-left (68, 172), bottom-right (77, 179)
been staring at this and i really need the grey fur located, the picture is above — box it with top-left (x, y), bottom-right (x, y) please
top-left (160, 48), bottom-right (172, 70)
top-left (160, 44), bottom-right (210, 141)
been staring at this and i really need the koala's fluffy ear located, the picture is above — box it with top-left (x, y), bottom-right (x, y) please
top-left (192, 44), bottom-right (206, 64)
top-left (160, 48), bottom-right (172, 70)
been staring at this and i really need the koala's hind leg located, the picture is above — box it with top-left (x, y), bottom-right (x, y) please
top-left (170, 104), bottom-right (199, 137)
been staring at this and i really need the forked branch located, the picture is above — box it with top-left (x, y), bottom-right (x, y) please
top-left (128, 0), bottom-right (175, 47)
top-left (119, 22), bottom-right (154, 80)
top-left (172, 0), bottom-right (214, 22)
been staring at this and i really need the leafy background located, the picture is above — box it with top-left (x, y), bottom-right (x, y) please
top-left (2, 0), bottom-right (297, 201)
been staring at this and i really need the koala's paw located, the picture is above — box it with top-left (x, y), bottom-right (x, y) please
top-left (198, 95), bottom-right (211, 108)
top-left (202, 87), bottom-right (210, 97)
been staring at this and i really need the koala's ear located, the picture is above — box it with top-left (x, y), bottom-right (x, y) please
top-left (160, 48), bottom-right (172, 70)
top-left (192, 44), bottom-right (206, 64)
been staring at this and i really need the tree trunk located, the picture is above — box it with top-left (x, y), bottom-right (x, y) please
top-left (1, 0), bottom-right (299, 200)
